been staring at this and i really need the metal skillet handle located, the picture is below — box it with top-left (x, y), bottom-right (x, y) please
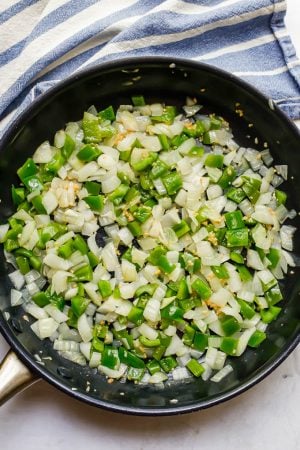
top-left (0, 351), bottom-right (39, 406)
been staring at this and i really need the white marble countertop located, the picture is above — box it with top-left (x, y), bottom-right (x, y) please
top-left (1, 1), bottom-right (300, 449)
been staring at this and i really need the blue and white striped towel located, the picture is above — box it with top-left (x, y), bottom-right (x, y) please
top-left (1, 0), bottom-right (300, 137)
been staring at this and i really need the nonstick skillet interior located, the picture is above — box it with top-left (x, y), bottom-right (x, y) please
top-left (0, 58), bottom-right (299, 415)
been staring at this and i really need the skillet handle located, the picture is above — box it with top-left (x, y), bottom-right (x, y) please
top-left (0, 350), bottom-right (39, 406)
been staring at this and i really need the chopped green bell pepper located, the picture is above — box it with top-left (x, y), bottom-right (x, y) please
top-left (186, 359), bottom-right (205, 377)
top-left (220, 315), bottom-right (241, 336)
top-left (77, 144), bottom-right (101, 162)
top-left (162, 172), bottom-right (182, 195)
top-left (192, 278), bottom-right (212, 300)
top-left (98, 280), bottom-right (113, 298)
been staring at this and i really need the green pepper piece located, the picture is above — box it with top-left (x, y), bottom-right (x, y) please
top-left (82, 112), bottom-right (115, 143)
top-left (261, 276), bottom-right (277, 293)
top-left (44, 151), bottom-right (65, 175)
top-left (6, 224), bottom-right (23, 240)
top-left (186, 359), bottom-right (205, 377)
top-left (226, 187), bottom-right (246, 204)
top-left (32, 291), bottom-right (51, 307)
top-left (242, 176), bottom-right (261, 203)
top-left (192, 278), bottom-right (212, 300)
top-left (16, 201), bottom-right (30, 213)
top-left (124, 187), bottom-right (139, 203)
top-left (126, 220), bottom-right (141, 237)
top-left (14, 248), bottom-right (33, 258)
top-left (237, 299), bottom-right (256, 320)
top-left (140, 174), bottom-right (153, 190)
top-left (92, 337), bottom-right (104, 353)
top-left (135, 284), bottom-right (157, 297)
top-left (211, 265), bottom-right (230, 279)
top-left (119, 150), bottom-right (131, 162)
top-left (144, 198), bottom-right (157, 208)
top-left (152, 106), bottom-right (176, 125)
top-left (98, 105), bottom-right (115, 121)
top-left (260, 306), bottom-right (282, 323)
top-left (8, 218), bottom-right (23, 228)
top-left (74, 264), bottom-right (93, 282)
top-left (196, 206), bottom-right (211, 224)
top-left (102, 346), bottom-right (119, 369)
top-left (62, 133), bottom-right (75, 160)
top-left (218, 165), bottom-right (237, 189)
top-left (127, 366), bottom-right (145, 381)
top-left (108, 184), bottom-right (129, 205)
top-left (150, 159), bottom-right (169, 179)
top-left (156, 254), bottom-right (175, 274)
top-left (220, 315), bottom-right (241, 336)
top-left (230, 251), bottom-right (244, 264)
top-left (152, 346), bottom-right (167, 361)
top-left (31, 195), bottom-right (47, 214)
top-left (71, 296), bottom-right (90, 317)
top-left (127, 306), bottom-right (144, 325)
top-left (119, 347), bottom-right (145, 368)
top-left (161, 303), bottom-right (184, 320)
top-left (188, 146), bottom-right (205, 157)
top-left (183, 120), bottom-right (206, 138)
top-left (11, 186), bottom-right (25, 206)
top-left (85, 181), bottom-right (101, 195)
top-left (171, 134), bottom-right (189, 148)
top-left (29, 255), bottom-right (42, 271)
top-left (83, 195), bottom-right (104, 212)
top-left (17, 158), bottom-right (38, 183)
top-left (193, 332), bottom-right (208, 352)
top-left (146, 359), bottom-right (161, 375)
top-left (248, 330), bottom-right (266, 348)
top-left (121, 247), bottom-right (132, 263)
top-left (162, 171), bottom-right (182, 195)
top-left (77, 144), bottom-right (101, 162)
top-left (220, 337), bottom-right (238, 356)
top-left (40, 222), bottom-right (67, 245)
top-left (16, 256), bottom-right (30, 275)
top-left (182, 325), bottom-right (195, 346)
top-left (131, 152), bottom-right (158, 172)
top-left (76, 283), bottom-right (84, 297)
top-left (209, 116), bottom-right (223, 130)
top-left (176, 278), bottom-right (189, 300)
top-left (4, 239), bottom-right (19, 252)
top-left (57, 240), bottom-right (73, 259)
top-left (23, 175), bottom-right (43, 192)
top-left (267, 248), bottom-right (281, 269)
top-left (73, 235), bottom-right (88, 255)
top-left (98, 280), bottom-right (113, 298)
top-left (87, 251), bottom-right (99, 269)
top-left (67, 309), bottom-right (78, 328)
top-left (139, 336), bottom-right (161, 347)
top-left (158, 134), bottom-right (170, 151)
top-left (131, 95), bottom-right (146, 106)
top-left (237, 264), bottom-right (252, 282)
top-left (172, 219), bottom-right (190, 238)
top-left (135, 294), bottom-right (149, 309)
top-left (179, 298), bottom-right (200, 312)
top-left (205, 154), bottom-right (224, 168)
top-left (275, 189), bottom-right (287, 206)
top-left (265, 285), bottom-right (283, 306)
top-left (50, 293), bottom-right (65, 311)
top-left (226, 228), bottom-right (249, 247)
top-left (93, 324), bottom-right (108, 339)
top-left (133, 206), bottom-right (152, 223)
top-left (224, 210), bottom-right (245, 230)
top-left (148, 246), bottom-right (166, 265)
top-left (160, 356), bottom-right (177, 373)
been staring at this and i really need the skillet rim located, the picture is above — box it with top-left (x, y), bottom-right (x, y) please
top-left (0, 56), bottom-right (299, 415)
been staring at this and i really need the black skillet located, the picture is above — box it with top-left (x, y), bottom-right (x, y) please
top-left (0, 57), bottom-right (299, 415)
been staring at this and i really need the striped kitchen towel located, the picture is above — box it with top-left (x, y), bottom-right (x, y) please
top-left (1, 0), bottom-right (300, 137)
